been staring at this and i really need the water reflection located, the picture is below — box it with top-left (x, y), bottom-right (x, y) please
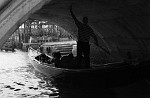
top-left (44, 78), bottom-right (117, 98)
top-left (0, 50), bottom-right (117, 98)
top-left (0, 50), bottom-right (58, 98)
top-left (59, 89), bottom-right (116, 98)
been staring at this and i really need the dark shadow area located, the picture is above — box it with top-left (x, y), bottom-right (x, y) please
top-left (50, 59), bottom-right (150, 89)
top-left (31, 58), bottom-right (150, 98)
top-left (58, 87), bottom-right (117, 98)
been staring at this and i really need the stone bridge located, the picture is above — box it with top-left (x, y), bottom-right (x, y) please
top-left (0, 0), bottom-right (150, 61)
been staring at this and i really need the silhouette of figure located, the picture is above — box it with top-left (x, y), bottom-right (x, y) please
top-left (127, 51), bottom-right (132, 60)
top-left (51, 52), bottom-right (61, 67)
top-left (70, 5), bottom-right (99, 68)
top-left (60, 53), bottom-right (75, 68)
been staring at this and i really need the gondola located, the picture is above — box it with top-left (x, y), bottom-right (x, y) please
top-left (28, 47), bottom-right (150, 88)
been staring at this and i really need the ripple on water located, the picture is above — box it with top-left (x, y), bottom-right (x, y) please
top-left (0, 50), bottom-right (59, 98)
top-left (0, 50), bottom-right (114, 98)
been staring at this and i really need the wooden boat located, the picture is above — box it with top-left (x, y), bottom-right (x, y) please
top-left (28, 46), bottom-right (150, 88)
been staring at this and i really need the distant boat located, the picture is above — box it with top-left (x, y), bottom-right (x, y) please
top-left (1, 45), bottom-right (15, 52)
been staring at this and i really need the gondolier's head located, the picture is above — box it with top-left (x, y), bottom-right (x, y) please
top-left (83, 16), bottom-right (88, 24)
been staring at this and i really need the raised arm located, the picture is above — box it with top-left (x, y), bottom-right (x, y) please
top-left (70, 5), bottom-right (79, 24)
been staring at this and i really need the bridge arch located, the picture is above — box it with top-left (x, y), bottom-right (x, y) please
top-left (0, 0), bottom-right (150, 62)
top-left (0, 0), bottom-right (51, 48)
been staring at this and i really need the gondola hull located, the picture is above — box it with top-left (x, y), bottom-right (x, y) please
top-left (28, 47), bottom-right (150, 88)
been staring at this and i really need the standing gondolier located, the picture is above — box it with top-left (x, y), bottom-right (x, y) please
top-left (70, 5), bottom-right (99, 68)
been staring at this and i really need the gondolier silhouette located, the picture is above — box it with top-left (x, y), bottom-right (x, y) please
top-left (70, 5), bottom-right (99, 68)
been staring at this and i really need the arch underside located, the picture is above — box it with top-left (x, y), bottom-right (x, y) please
top-left (0, 0), bottom-right (150, 62)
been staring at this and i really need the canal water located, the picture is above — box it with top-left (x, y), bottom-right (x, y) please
top-left (0, 50), bottom-right (116, 98)
top-left (0, 50), bottom-right (59, 98)
top-left (0, 50), bottom-right (149, 98)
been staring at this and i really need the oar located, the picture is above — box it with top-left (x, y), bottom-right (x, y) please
top-left (95, 44), bottom-right (120, 60)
